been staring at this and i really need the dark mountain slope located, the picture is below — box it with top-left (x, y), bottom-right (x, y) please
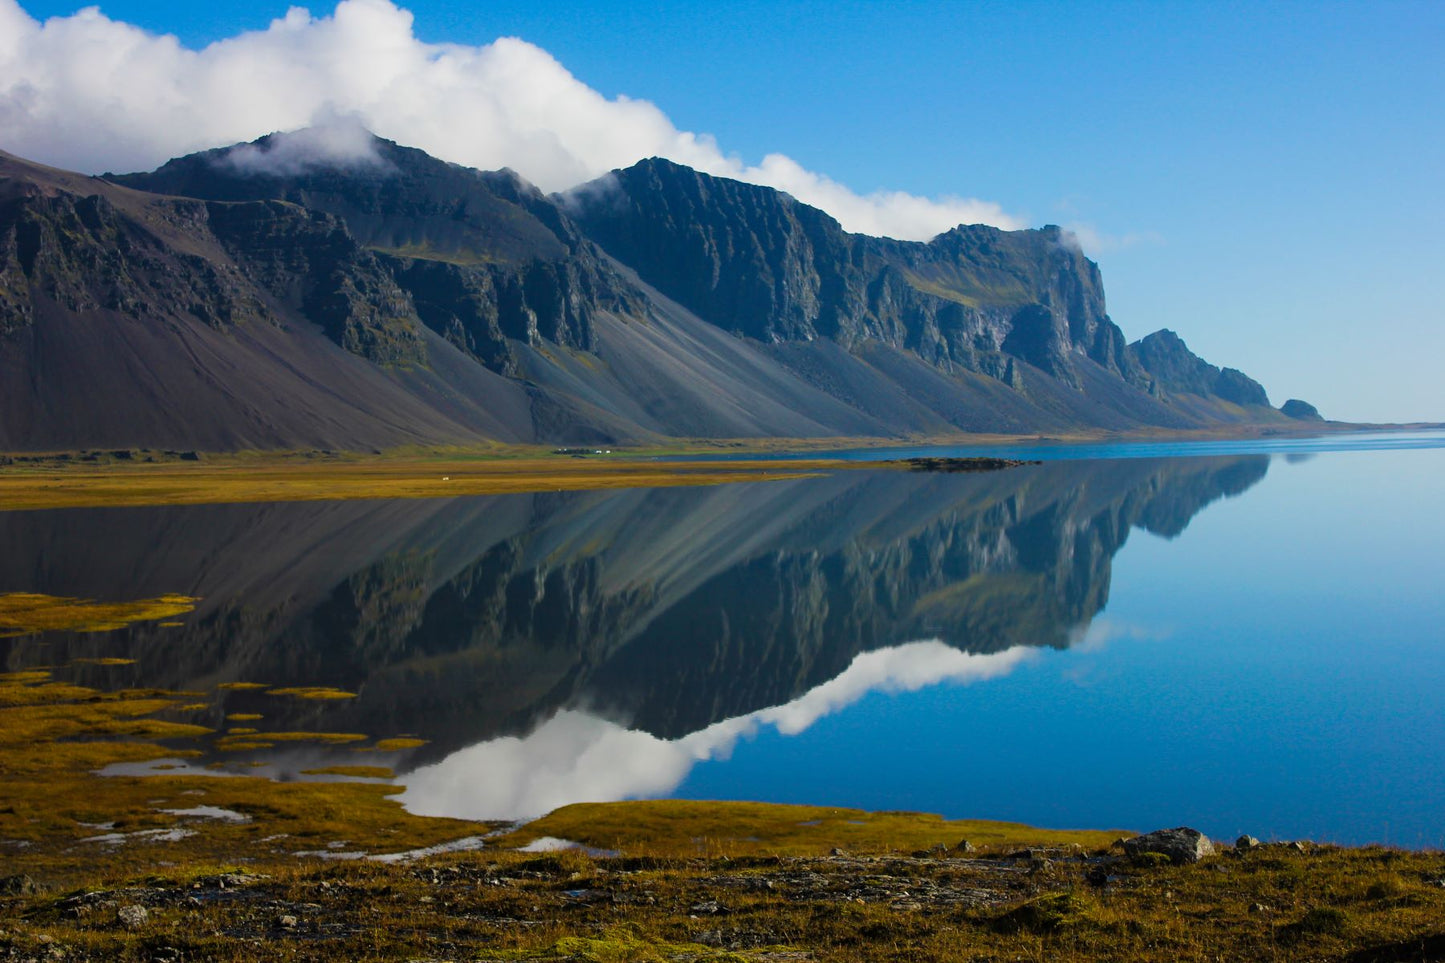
top-left (1, 135), bottom-right (1305, 451)
top-left (565, 157), bottom-right (1286, 431)
top-left (111, 135), bottom-right (647, 378)
top-left (0, 149), bottom-right (534, 449)
top-left (565, 158), bottom-right (1144, 387)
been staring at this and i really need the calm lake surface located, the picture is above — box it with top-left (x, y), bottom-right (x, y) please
top-left (3, 430), bottom-right (1443, 847)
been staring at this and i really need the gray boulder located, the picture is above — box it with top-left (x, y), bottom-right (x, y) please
top-left (0, 875), bottom-right (39, 896)
top-left (1122, 827), bottom-right (1215, 864)
top-left (116, 904), bottom-right (149, 930)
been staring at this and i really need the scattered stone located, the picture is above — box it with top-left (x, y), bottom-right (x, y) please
top-left (1249, 903), bottom-right (1270, 914)
top-left (1235, 835), bottom-right (1261, 851)
top-left (116, 904), bottom-right (149, 930)
top-left (829, 848), bottom-right (850, 857)
top-left (955, 839), bottom-right (977, 854)
top-left (276, 914), bottom-right (299, 929)
top-left (1122, 827), bottom-right (1215, 865)
top-left (689, 900), bottom-right (725, 915)
top-left (0, 874), bottom-right (40, 896)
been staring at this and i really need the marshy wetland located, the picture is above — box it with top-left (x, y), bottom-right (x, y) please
top-left (2, 433), bottom-right (1443, 960)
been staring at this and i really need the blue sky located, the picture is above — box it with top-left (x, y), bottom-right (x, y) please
top-left (8, 0), bottom-right (1444, 422)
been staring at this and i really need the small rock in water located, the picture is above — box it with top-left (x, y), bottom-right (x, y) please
top-left (1235, 835), bottom-right (1261, 851)
top-left (1122, 827), bottom-right (1215, 865)
top-left (116, 904), bottom-right (149, 930)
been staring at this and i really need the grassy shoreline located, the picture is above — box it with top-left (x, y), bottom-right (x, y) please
top-left (1, 665), bottom-right (1442, 961)
top-left (3, 421), bottom-right (1436, 512)
top-left (0, 454), bottom-right (863, 511)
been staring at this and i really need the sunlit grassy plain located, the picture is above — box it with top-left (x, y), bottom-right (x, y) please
top-left (0, 421), bottom-right (1381, 511)
top-left (0, 450), bottom-right (843, 511)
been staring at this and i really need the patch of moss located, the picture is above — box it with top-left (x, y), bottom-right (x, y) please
top-left (266, 686), bottom-right (358, 700)
top-left (496, 799), bottom-right (1124, 857)
top-left (368, 737), bottom-right (428, 751)
top-left (213, 731), bottom-right (368, 750)
top-left (992, 889), bottom-right (1100, 933)
top-left (300, 765), bottom-right (394, 779)
top-left (0, 592), bottom-right (198, 637)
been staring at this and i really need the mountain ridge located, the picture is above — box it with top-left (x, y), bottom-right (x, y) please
top-left (0, 133), bottom-right (1316, 451)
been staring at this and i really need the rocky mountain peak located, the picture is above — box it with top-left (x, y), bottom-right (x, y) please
top-left (1129, 329), bottom-right (1270, 407)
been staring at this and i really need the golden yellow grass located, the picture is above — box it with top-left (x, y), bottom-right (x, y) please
top-left (0, 453), bottom-right (851, 510)
top-left (266, 686), bottom-right (358, 700)
top-left (212, 730), bottom-right (369, 750)
top-left (0, 592), bottom-right (198, 637)
top-left (368, 737), bottom-right (428, 751)
top-left (0, 419), bottom-right (1380, 512)
top-left (0, 669), bottom-right (494, 881)
top-left (300, 765), bottom-right (395, 779)
top-left (499, 799), bottom-right (1124, 858)
top-left (3, 669), bottom-right (1444, 963)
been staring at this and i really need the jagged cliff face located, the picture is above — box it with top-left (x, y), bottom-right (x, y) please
top-left (0, 159), bottom-right (428, 366)
top-left (1, 135), bottom-right (1298, 450)
top-left (203, 199), bottom-right (426, 365)
top-left (112, 136), bottom-right (645, 377)
top-left (565, 158), bottom-right (1146, 390)
top-left (0, 177), bottom-right (269, 337)
top-left (0, 455), bottom-right (1269, 759)
top-left (1130, 328), bottom-right (1270, 407)
top-left (0, 149), bottom-right (541, 450)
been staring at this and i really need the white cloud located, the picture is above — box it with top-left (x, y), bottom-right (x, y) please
top-left (398, 640), bottom-right (1034, 820)
top-left (0, 0), bottom-right (1022, 240)
top-left (1061, 222), bottom-right (1165, 255)
top-left (220, 112), bottom-right (390, 175)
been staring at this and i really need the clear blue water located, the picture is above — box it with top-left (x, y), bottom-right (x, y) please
top-left (663, 428), bottom-right (1445, 463)
top-left (672, 443), bottom-right (1445, 846)
top-left (6, 432), bottom-right (1443, 846)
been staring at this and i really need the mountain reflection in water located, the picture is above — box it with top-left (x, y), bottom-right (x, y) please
top-left (0, 455), bottom-right (1268, 816)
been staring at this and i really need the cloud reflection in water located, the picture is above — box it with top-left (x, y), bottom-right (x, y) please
top-left (399, 640), bottom-right (1034, 820)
